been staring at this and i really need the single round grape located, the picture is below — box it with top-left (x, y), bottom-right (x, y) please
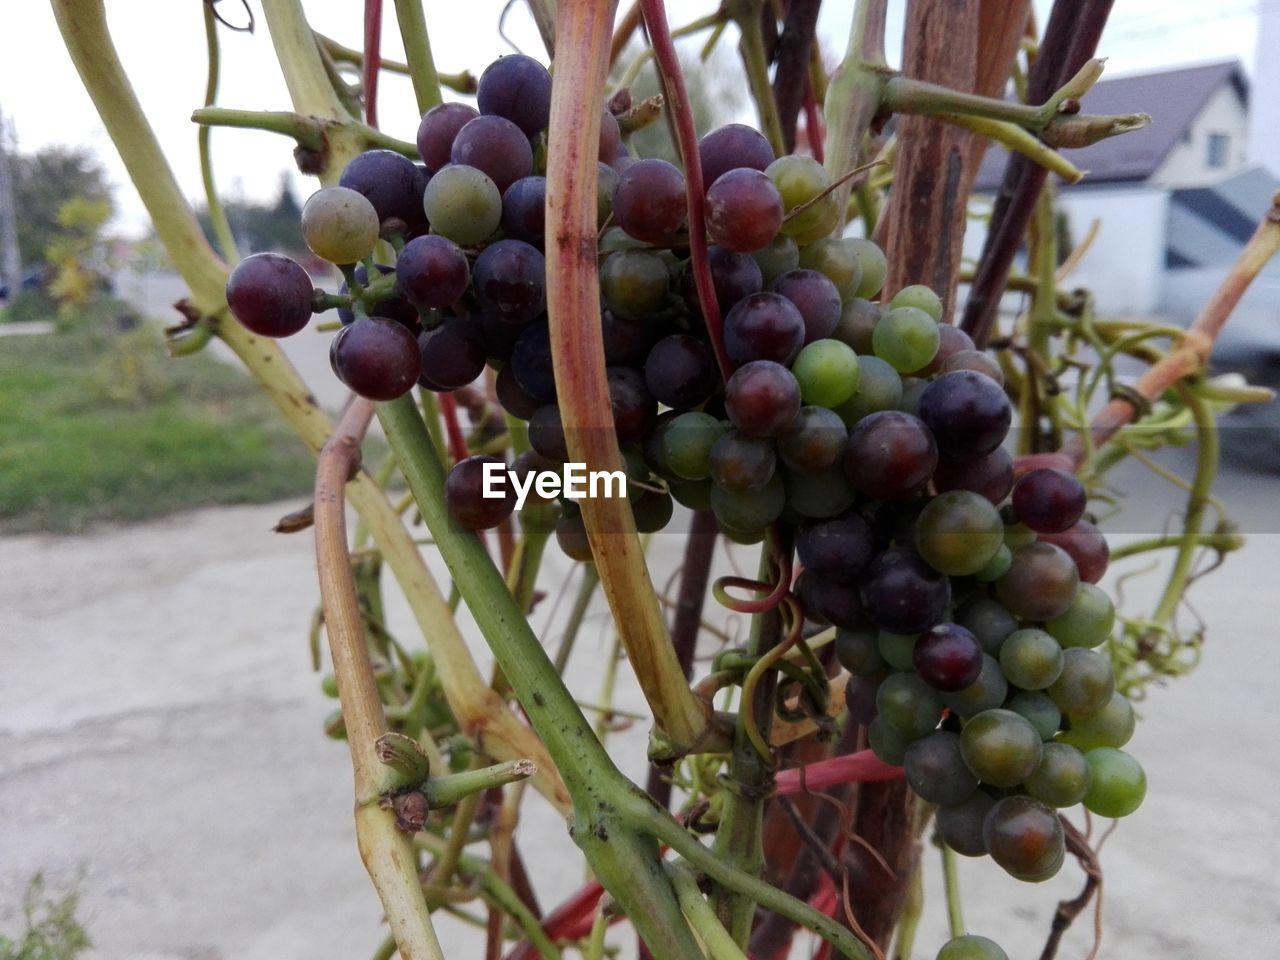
top-left (416, 102), bottom-right (479, 172)
top-left (445, 455), bottom-right (516, 529)
top-left (699, 123), bottom-right (776, 186)
top-left (1012, 467), bottom-right (1087, 534)
top-left (942, 349), bottom-right (1004, 385)
top-left (644, 334), bottom-right (718, 410)
top-left (798, 237), bottom-right (864, 299)
top-left (785, 466), bottom-right (856, 519)
top-left (955, 597), bottom-right (1018, 655)
top-left (835, 628), bottom-right (885, 675)
top-left (1008, 690), bottom-right (1062, 741)
top-left (905, 731), bottom-right (979, 805)
top-left (396, 234), bottom-right (469, 309)
top-left (923, 323), bottom-right (976, 376)
top-left (772, 268), bottom-right (843, 344)
top-left (936, 934), bottom-right (1009, 960)
top-left (777, 406), bottom-right (847, 471)
top-left (998, 628), bottom-right (1065, 691)
top-left (847, 238), bottom-right (887, 298)
top-left (725, 360), bottom-right (801, 438)
top-left (995, 542), bottom-right (1080, 622)
top-left (339, 148), bottom-right (424, 229)
top-left (614, 158), bottom-right (687, 243)
top-left (709, 430), bottom-right (776, 491)
top-left (876, 671), bottom-right (944, 740)
top-left (933, 447), bottom-right (1015, 505)
top-left (662, 411), bottom-right (726, 480)
top-left (792, 339), bottom-right (860, 409)
top-left (476, 53), bottom-right (553, 137)
top-left (710, 472), bottom-right (786, 532)
top-left (877, 631), bottom-right (917, 671)
top-left (724, 292), bottom-right (806, 366)
top-left (686, 244), bottom-right (765, 315)
top-left (1059, 691), bottom-right (1135, 751)
top-left (914, 491), bottom-right (1004, 576)
top-left (1046, 582), bottom-right (1115, 649)
top-left (862, 549), bottom-right (952, 635)
top-left (918, 370), bottom-right (1012, 461)
top-left (670, 478), bottom-right (713, 511)
top-left (750, 234), bottom-right (800, 286)
top-left (844, 411), bottom-right (938, 500)
top-left (705, 168), bottom-right (784, 253)
top-left (423, 165), bottom-right (502, 246)
top-left (796, 513), bottom-right (874, 584)
top-left (973, 544), bottom-right (1013, 582)
top-left (332, 317), bottom-right (422, 400)
top-left (1039, 520), bottom-right (1110, 584)
top-left (495, 364), bottom-right (540, 420)
top-left (941, 654), bottom-right (1008, 719)
top-left (556, 506), bottom-right (593, 561)
top-left (601, 310), bottom-right (654, 366)
top-left (832, 298), bottom-right (879, 354)
top-left (527, 404), bottom-right (569, 462)
top-left (477, 309), bottom-right (524, 362)
top-left (501, 175), bottom-right (547, 245)
top-left (834, 355), bottom-right (902, 425)
top-left (936, 791), bottom-right (996, 857)
top-left (1002, 516), bottom-right (1037, 551)
top-left (889, 284), bottom-right (943, 320)
top-left (872, 306), bottom-right (940, 374)
top-left (983, 795), bottom-right (1065, 882)
top-left (301, 186), bottom-right (380, 264)
top-left (915, 624), bottom-right (984, 692)
top-left (509, 322), bottom-right (557, 403)
top-left (225, 253), bottom-right (314, 337)
top-left (598, 108), bottom-right (621, 162)
top-left (633, 488), bottom-right (675, 533)
top-left (473, 239), bottom-right (546, 325)
top-left (606, 367), bottom-right (657, 444)
top-left (766, 155), bottom-right (840, 246)
top-left (1047, 648), bottom-right (1115, 716)
top-left (1026, 742), bottom-right (1092, 807)
top-left (1082, 748), bottom-right (1146, 818)
top-left (868, 714), bottom-right (910, 765)
top-left (794, 570), bottom-right (867, 629)
top-left (601, 249), bottom-right (669, 321)
top-left (417, 316), bottom-right (486, 391)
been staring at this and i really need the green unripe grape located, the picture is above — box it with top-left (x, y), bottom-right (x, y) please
top-left (960, 708), bottom-right (1043, 787)
top-left (868, 714), bottom-right (910, 765)
top-left (937, 934), bottom-right (1009, 960)
top-left (891, 283), bottom-right (943, 321)
top-left (1003, 520), bottom-right (1037, 549)
top-left (998, 628), bottom-right (1065, 691)
top-left (301, 186), bottom-right (380, 264)
top-left (766, 155), bottom-right (840, 246)
top-left (792, 339), bottom-right (860, 408)
top-left (872, 306), bottom-right (941, 374)
top-left (599, 226), bottom-right (646, 253)
top-left (1008, 690), bottom-right (1062, 741)
top-left (878, 631), bottom-right (917, 672)
top-left (1059, 691), bottom-right (1136, 751)
top-left (942, 654), bottom-right (1008, 718)
top-left (662, 412), bottom-right (725, 481)
top-left (669, 478), bottom-right (712, 511)
top-left (914, 490), bottom-right (1004, 576)
top-left (876, 671), bottom-right (944, 739)
top-left (974, 543), bottom-right (1013, 582)
top-left (798, 237), bottom-right (863, 298)
top-left (1026, 742), bottom-right (1092, 807)
top-left (784, 467), bottom-right (855, 519)
top-left (320, 673), bottom-right (340, 698)
top-left (710, 473), bottom-right (786, 532)
top-left (834, 355), bottom-right (903, 426)
top-left (847, 238), bottom-right (887, 298)
top-left (751, 234), bottom-right (800, 285)
top-left (1046, 582), bottom-right (1116, 648)
top-left (1083, 748), bottom-right (1146, 817)
top-left (835, 628), bottom-right (886, 675)
top-left (1048, 647), bottom-right (1115, 716)
top-left (720, 523), bottom-right (766, 545)
top-left (601, 249), bottom-right (669, 320)
top-left (956, 597), bottom-right (1017, 655)
top-left (423, 164), bottom-right (502, 246)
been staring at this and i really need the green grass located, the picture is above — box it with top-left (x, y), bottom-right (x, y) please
top-left (0, 300), bottom-right (316, 534)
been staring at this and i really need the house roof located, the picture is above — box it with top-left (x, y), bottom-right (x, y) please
top-left (972, 60), bottom-right (1248, 191)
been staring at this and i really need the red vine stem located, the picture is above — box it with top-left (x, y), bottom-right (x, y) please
top-left (362, 0), bottom-right (382, 128)
top-left (437, 391), bottom-right (469, 464)
top-left (638, 0), bottom-right (732, 380)
top-left (712, 526), bottom-right (793, 614)
top-left (803, 72), bottom-right (825, 162)
top-left (775, 750), bottom-right (903, 796)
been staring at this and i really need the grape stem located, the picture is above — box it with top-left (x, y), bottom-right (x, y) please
top-left (940, 842), bottom-right (965, 939)
top-left (363, 0), bottom-right (383, 127)
top-left (729, 0), bottom-right (787, 157)
top-left (392, 0), bottom-right (443, 113)
top-left (314, 32), bottom-right (478, 92)
top-left (191, 106), bottom-right (419, 161)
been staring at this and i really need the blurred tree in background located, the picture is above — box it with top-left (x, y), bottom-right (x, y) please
top-left (12, 145), bottom-right (113, 269)
top-left (196, 172), bottom-right (304, 256)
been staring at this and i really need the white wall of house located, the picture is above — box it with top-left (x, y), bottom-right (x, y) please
top-left (1057, 189), bottom-right (1169, 314)
top-left (1152, 84), bottom-right (1249, 188)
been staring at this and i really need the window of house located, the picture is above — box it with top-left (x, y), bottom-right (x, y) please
top-left (1207, 132), bottom-right (1229, 169)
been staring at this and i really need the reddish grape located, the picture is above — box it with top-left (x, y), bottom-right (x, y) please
top-left (771, 268), bottom-right (842, 344)
top-left (644, 334), bottom-right (719, 410)
top-left (446, 455), bottom-right (517, 529)
top-left (794, 570), bottom-right (868, 630)
top-left (416, 102), bottom-right (478, 172)
top-left (982, 795), bottom-right (1065, 882)
top-left (709, 430), bottom-right (776, 491)
top-left (509, 323), bottom-right (557, 403)
top-left (844, 411), bottom-right (938, 500)
top-left (995, 541), bottom-right (1080, 621)
top-left (496, 363), bottom-right (540, 420)
top-left (918, 370), bottom-right (1012, 461)
top-left (705, 168), bottom-right (783, 253)
top-left (602, 310), bottom-right (657, 366)
top-left (332, 317), bottom-right (422, 401)
top-left (723, 292), bottom-right (806, 366)
top-left (598, 109), bottom-right (621, 162)
top-left (914, 624), bottom-right (983, 692)
top-left (472, 239), bottom-right (546, 325)
top-left (698, 123), bottom-right (776, 186)
top-left (395, 235), bottom-right (469, 310)
top-left (607, 366), bottom-right (657, 443)
top-left (1039, 519), bottom-right (1109, 583)
top-left (613, 159), bottom-right (687, 243)
top-left (923, 323), bottom-right (976, 375)
top-left (1012, 467), bottom-right (1087, 533)
top-left (932, 447), bottom-right (1014, 505)
top-left (476, 54), bottom-right (553, 137)
top-left (680, 245), bottom-right (763, 316)
top-left (339, 149), bottom-right (423, 230)
top-left (724, 360), bottom-right (801, 437)
top-left (226, 253), bottom-right (314, 338)
top-left (777, 405), bottom-right (847, 471)
top-left (450, 114), bottom-right (533, 194)
top-left (527, 404), bottom-right (570, 462)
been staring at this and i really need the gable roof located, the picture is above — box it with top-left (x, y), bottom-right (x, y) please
top-left (972, 60), bottom-right (1248, 191)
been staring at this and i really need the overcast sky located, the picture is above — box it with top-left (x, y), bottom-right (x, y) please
top-left (1, 0), bottom-right (1264, 235)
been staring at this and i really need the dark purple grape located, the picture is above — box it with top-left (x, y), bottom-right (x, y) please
top-left (918, 370), bottom-right (1012, 461)
top-left (633, 488), bottom-right (675, 533)
top-left (528, 404), bottom-right (569, 462)
top-left (995, 542), bottom-right (1080, 621)
top-left (510, 323), bottom-right (557, 403)
top-left (339, 149), bottom-right (423, 230)
top-left (501, 175), bottom-right (547, 245)
top-left (332, 317), bottom-right (422, 400)
top-left (1039, 520), bottom-right (1109, 584)
top-left (914, 624), bottom-right (983, 692)
top-left (473, 239), bottom-right (546, 325)
top-left (833, 298), bottom-right (879, 354)
top-left (843, 411), bottom-right (938, 500)
top-left (496, 363), bottom-right (540, 420)
top-left (450, 114), bottom-right (533, 194)
top-left (1012, 467), bottom-right (1087, 534)
top-left (477, 310), bottom-right (525, 363)
top-left (607, 366), bottom-right (657, 443)
top-left (982, 795), bottom-right (1065, 882)
top-left (709, 430), bottom-right (776, 491)
top-left (705, 168), bottom-right (783, 253)
top-left (396, 235), bottom-right (469, 310)
top-left (723, 292), bottom-right (806, 366)
top-left (709, 473), bottom-right (786, 534)
top-left (477, 54), bottom-right (553, 137)
top-left (416, 102), bottom-right (478, 172)
top-left (698, 123), bottom-right (776, 187)
top-left (777, 405), bottom-right (846, 471)
top-left (796, 513), bottom-right (874, 584)
top-left (724, 360), bottom-right (801, 438)
top-left (933, 447), bottom-right (1014, 505)
top-left (598, 109), bottom-right (621, 162)
top-left (602, 310), bottom-right (655, 366)
top-left (681, 245), bottom-right (764, 316)
top-left (904, 731), bottom-right (979, 805)
top-left (226, 253), bottom-right (314, 337)
top-left (446, 455), bottom-right (516, 529)
top-left (416, 316), bottom-right (486, 391)
top-left (613, 159), bottom-right (687, 243)
top-left (644, 334), bottom-right (719, 410)
top-left (861, 549), bottom-right (951, 635)
top-left (794, 571), bottom-right (867, 630)
top-left (937, 790), bottom-right (996, 857)
top-left (338, 264), bottom-right (419, 330)
top-left (771, 269), bottom-right (842, 344)
top-left (785, 466), bottom-right (855, 519)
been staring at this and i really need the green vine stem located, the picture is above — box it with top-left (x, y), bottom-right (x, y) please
top-left (191, 107), bottom-right (418, 160)
top-left (392, 0), bottom-right (443, 113)
top-left (314, 33), bottom-right (477, 91)
top-left (941, 842), bottom-right (965, 939)
top-left (935, 112), bottom-right (1082, 183)
top-left (730, 0), bottom-right (786, 157)
top-left (199, 2), bottom-right (238, 263)
top-left (669, 864), bottom-right (749, 960)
